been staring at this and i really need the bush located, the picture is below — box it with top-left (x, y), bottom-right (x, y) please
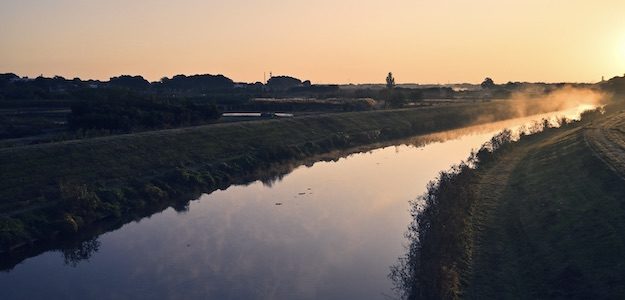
top-left (0, 217), bottom-right (28, 251)
top-left (68, 96), bottom-right (220, 132)
top-left (143, 183), bottom-right (168, 202)
top-left (59, 182), bottom-right (100, 217)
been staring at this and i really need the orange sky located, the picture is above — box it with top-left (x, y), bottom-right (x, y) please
top-left (1, 0), bottom-right (624, 84)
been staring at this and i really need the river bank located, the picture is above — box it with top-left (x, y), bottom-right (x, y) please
top-left (0, 101), bottom-right (592, 253)
top-left (394, 104), bottom-right (625, 299)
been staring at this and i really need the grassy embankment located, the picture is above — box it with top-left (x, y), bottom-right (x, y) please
top-left (396, 105), bottom-right (625, 299)
top-left (0, 101), bottom-right (573, 253)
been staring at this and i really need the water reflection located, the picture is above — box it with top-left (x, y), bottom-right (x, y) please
top-left (0, 107), bottom-right (593, 299)
top-left (61, 238), bottom-right (101, 267)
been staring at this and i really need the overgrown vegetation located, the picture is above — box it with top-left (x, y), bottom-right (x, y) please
top-left (68, 97), bottom-right (220, 132)
top-left (390, 127), bottom-right (528, 299)
top-left (390, 104), bottom-right (625, 299)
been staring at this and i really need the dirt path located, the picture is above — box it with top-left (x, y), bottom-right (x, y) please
top-left (464, 114), bottom-right (625, 298)
top-left (464, 136), bottom-right (538, 297)
top-left (584, 113), bottom-right (625, 179)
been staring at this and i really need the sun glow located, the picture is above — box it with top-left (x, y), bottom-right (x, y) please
top-left (2, 0), bottom-right (625, 83)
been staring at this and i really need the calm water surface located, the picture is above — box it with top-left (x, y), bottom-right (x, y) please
top-left (0, 107), bottom-right (591, 299)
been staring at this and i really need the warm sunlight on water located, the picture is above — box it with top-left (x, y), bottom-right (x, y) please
top-left (0, 106), bottom-right (594, 299)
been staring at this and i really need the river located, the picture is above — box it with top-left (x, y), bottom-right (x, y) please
top-left (0, 106), bottom-right (593, 299)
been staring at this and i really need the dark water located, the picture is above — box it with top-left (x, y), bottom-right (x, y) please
top-left (0, 107), bottom-right (591, 299)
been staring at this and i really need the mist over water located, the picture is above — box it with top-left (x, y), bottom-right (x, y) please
top-left (508, 86), bottom-right (606, 117)
top-left (470, 86), bottom-right (606, 126)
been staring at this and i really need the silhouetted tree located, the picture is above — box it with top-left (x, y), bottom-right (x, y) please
top-left (158, 74), bottom-right (234, 90)
top-left (0, 73), bottom-right (18, 82)
top-left (385, 72), bottom-right (396, 108)
top-left (0, 73), bottom-right (19, 88)
top-left (109, 75), bottom-right (150, 89)
top-left (386, 72), bottom-right (396, 89)
top-left (266, 76), bottom-right (303, 91)
top-left (481, 77), bottom-right (495, 89)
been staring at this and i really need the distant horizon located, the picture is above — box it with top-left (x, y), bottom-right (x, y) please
top-left (3, 1), bottom-right (625, 85)
top-left (1, 70), bottom-right (610, 86)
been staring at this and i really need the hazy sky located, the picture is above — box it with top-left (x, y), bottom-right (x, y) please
top-left (2, 0), bottom-right (624, 84)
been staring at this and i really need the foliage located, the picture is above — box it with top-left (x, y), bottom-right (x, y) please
top-left (158, 74), bottom-right (234, 91)
top-left (68, 96), bottom-right (220, 132)
top-left (59, 182), bottom-right (100, 219)
top-left (109, 75), bottom-right (150, 89)
top-left (0, 217), bottom-right (28, 251)
top-left (480, 77), bottom-right (495, 89)
top-left (389, 91), bottom-right (407, 108)
top-left (267, 76), bottom-right (303, 91)
top-left (386, 72), bottom-right (396, 89)
top-left (390, 128), bottom-right (515, 299)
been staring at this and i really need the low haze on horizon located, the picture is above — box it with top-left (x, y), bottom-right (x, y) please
top-left (2, 0), bottom-right (625, 84)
